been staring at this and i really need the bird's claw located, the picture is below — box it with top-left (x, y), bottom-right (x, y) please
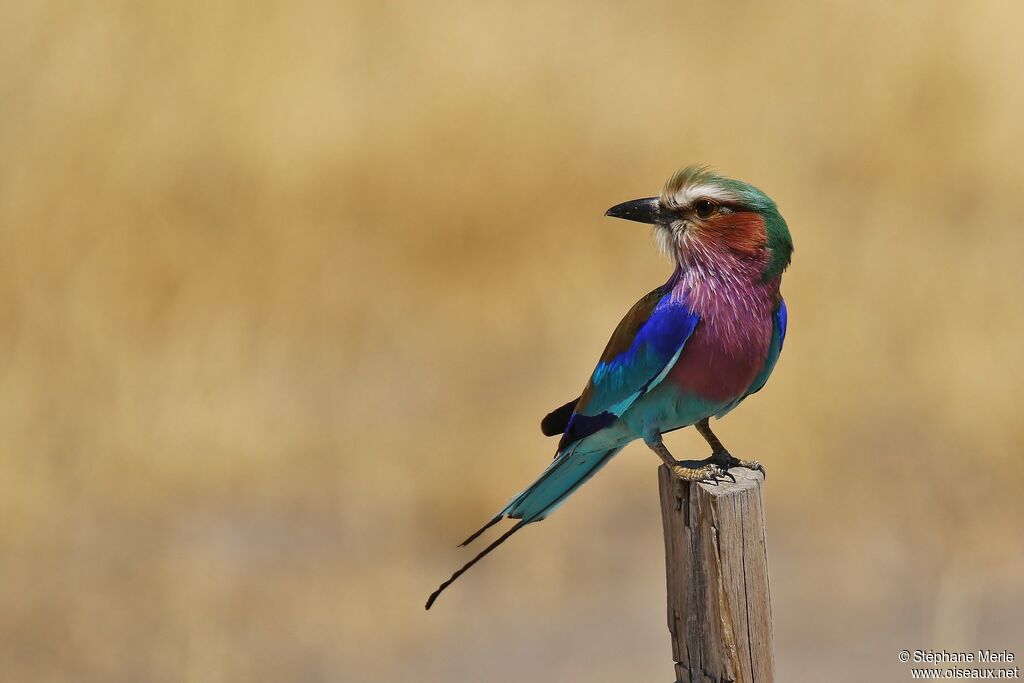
top-left (671, 462), bottom-right (731, 485)
top-left (712, 452), bottom-right (766, 480)
top-left (731, 458), bottom-right (766, 479)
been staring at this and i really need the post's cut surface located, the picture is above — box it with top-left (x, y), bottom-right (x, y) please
top-left (657, 464), bottom-right (774, 683)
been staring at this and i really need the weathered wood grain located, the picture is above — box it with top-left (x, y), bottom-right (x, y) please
top-left (657, 465), bottom-right (774, 683)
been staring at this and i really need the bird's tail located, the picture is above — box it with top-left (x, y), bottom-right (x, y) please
top-left (425, 445), bottom-right (623, 609)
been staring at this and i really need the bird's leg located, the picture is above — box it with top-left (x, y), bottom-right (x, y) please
top-left (695, 418), bottom-right (765, 478)
top-left (644, 433), bottom-right (730, 485)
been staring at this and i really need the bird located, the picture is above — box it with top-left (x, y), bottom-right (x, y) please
top-left (425, 166), bottom-right (792, 610)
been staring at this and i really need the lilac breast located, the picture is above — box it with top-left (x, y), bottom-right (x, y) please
top-left (667, 315), bottom-right (772, 403)
top-left (666, 266), bottom-right (778, 404)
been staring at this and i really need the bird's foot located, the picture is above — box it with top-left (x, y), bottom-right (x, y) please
top-left (648, 435), bottom-right (735, 485)
top-left (670, 461), bottom-right (733, 485)
top-left (709, 450), bottom-right (766, 479)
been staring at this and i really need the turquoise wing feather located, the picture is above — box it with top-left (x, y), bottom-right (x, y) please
top-left (558, 285), bottom-right (700, 449)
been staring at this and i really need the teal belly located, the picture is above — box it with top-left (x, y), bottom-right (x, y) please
top-left (619, 382), bottom-right (732, 439)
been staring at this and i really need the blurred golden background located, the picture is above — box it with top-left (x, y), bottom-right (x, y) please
top-left (2, 2), bottom-right (1023, 681)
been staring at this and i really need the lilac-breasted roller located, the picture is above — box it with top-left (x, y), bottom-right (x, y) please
top-left (426, 166), bottom-right (793, 609)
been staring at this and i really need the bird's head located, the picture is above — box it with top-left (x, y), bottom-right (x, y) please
top-left (605, 166), bottom-right (793, 280)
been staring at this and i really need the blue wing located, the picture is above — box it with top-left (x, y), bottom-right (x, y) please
top-left (558, 286), bottom-right (700, 449)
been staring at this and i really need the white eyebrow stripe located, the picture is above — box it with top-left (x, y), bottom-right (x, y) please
top-left (669, 183), bottom-right (738, 208)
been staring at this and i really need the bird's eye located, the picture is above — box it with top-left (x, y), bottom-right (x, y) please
top-left (694, 199), bottom-right (717, 219)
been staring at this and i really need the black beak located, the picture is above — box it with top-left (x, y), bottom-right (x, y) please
top-left (604, 197), bottom-right (664, 225)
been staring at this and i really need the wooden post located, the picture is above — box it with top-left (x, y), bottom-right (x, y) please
top-left (657, 465), bottom-right (774, 683)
